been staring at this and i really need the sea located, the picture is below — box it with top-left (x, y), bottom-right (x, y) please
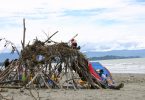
top-left (94, 57), bottom-right (145, 74)
top-left (0, 58), bottom-right (145, 74)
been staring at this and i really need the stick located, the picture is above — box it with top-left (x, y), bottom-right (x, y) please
top-left (0, 86), bottom-right (22, 89)
top-left (40, 74), bottom-right (50, 89)
top-left (0, 80), bottom-right (22, 84)
top-left (20, 61), bottom-right (48, 91)
top-left (42, 30), bottom-right (49, 38)
top-left (42, 71), bottom-right (60, 89)
top-left (25, 73), bottom-right (39, 88)
top-left (22, 18), bottom-right (26, 49)
top-left (44, 31), bottom-right (58, 43)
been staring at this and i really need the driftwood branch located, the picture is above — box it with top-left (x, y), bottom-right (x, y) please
top-left (22, 18), bottom-right (26, 49)
top-left (44, 31), bottom-right (58, 43)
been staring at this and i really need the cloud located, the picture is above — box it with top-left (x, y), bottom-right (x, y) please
top-left (81, 40), bottom-right (145, 52)
top-left (0, 0), bottom-right (145, 52)
top-left (62, 9), bottom-right (106, 17)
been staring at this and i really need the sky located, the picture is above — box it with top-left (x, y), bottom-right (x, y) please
top-left (0, 0), bottom-right (145, 53)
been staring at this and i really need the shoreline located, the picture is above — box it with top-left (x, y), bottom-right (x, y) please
top-left (0, 73), bottom-right (145, 100)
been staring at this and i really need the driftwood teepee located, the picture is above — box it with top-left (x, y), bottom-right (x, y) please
top-left (0, 39), bottom-right (102, 89)
top-left (0, 19), bottom-right (103, 90)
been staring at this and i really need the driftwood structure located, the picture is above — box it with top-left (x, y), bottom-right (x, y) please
top-left (0, 35), bottom-right (103, 90)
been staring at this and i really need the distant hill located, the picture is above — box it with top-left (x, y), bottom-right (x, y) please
top-left (88, 55), bottom-right (140, 61)
top-left (0, 53), bottom-right (19, 62)
top-left (84, 49), bottom-right (145, 58)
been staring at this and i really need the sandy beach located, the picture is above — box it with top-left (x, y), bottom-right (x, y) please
top-left (0, 73), bottom-right (145, 100)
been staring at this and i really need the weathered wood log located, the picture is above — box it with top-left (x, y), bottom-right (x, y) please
top-left (0, 80), bottom-right (22, 84)
top-left (0, 86), bottom-right (22, 89)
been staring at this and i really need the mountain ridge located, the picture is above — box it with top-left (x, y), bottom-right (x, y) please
top-left (83, 49), bottom-right (145, 57)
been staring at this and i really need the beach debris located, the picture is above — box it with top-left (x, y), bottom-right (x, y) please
top-left (0, 37), bottom-right (101, 90)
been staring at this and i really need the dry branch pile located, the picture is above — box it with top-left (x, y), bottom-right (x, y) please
top-left (0, 38), bottom-right (103, 90)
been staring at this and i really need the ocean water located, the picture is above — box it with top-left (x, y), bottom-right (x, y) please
top-left (96, 58), bottom-right (145, 74)
top-left (1, 58), bottom-right (145, 74)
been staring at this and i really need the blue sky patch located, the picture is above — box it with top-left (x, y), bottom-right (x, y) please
top-left (96, 19), bottom-right (121, 26)
top-left (62, 8), bottom-right (106, 17)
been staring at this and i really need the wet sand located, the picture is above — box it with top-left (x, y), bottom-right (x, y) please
top-left (0, 73), bottom-right (145, 100)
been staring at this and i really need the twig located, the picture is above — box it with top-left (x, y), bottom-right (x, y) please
top-left (44, 31), bottom-right (58, 43)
